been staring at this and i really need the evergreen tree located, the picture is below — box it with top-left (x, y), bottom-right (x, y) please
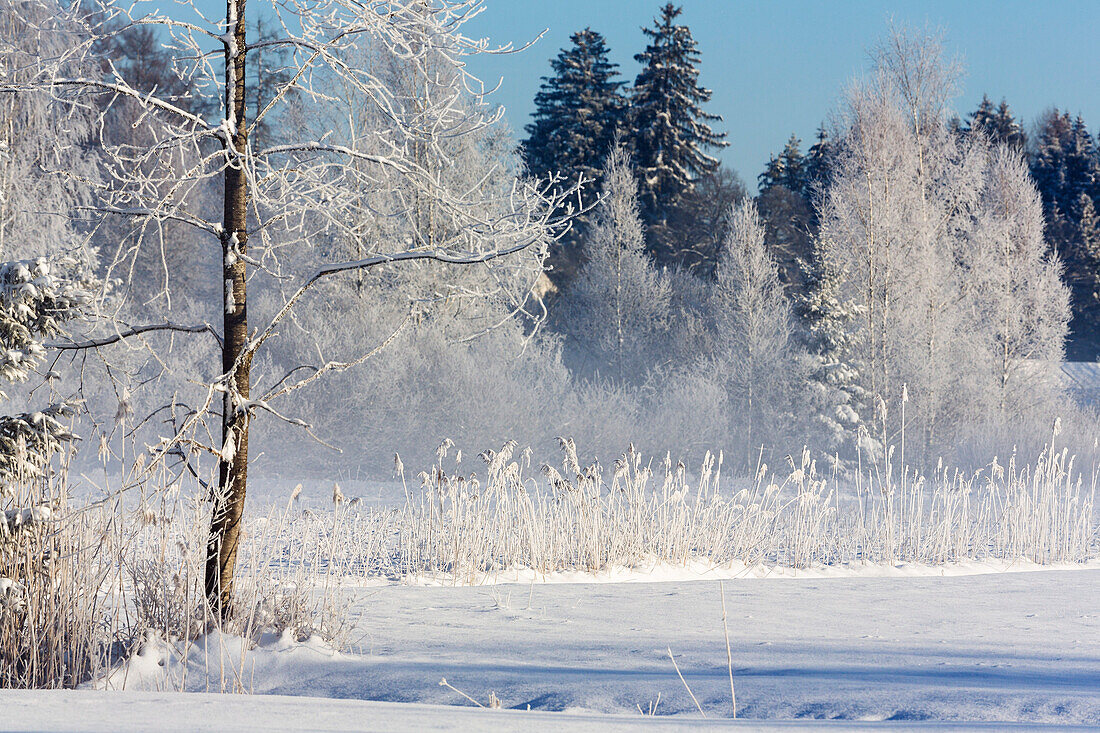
top-left (0, 257), bottom-right (89, 486)
top-left (804, 125), bottom-right (835, 195)
top-left (965, 95), bottom-right (997, 137)
top-left (758, 134), bottom-right (807, 193)
top-left (1030, 109), bottom-right (1100, 357)
top-left (1078, 192), bottom-right (1100, 301)
top-left (993, 99), bottom-right (1027, 150)
top-left (524, 28), bottom-right (625, 197)
top-left (798, 250), bottom-right (865, 459)
top-left (756, 131), bottom-right (823, 294)
top-left (963, 96), bottom-right (1025, 150)
top-left (523, 28), bottom-right (626, 283)
top-left (630, 3), bottom-right (727, 263)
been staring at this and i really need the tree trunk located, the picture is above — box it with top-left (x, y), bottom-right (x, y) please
top-left (205, 0), bottom-right (250, 622)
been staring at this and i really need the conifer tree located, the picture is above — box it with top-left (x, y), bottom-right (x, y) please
top-left (758, 135), bottom-right (807, 193)
top-left (804, 125), bottom-right (836, 200)
top-left (524, 28), bottom-right (625, 201)
top-left (1030, 109), bottom-right (1100, 356)
top-left (1078, 192), bottom-right (1100, 303)
top-left (963, 96), bottom-right (1026, 149)
top-left (798, 250), bottom-right (865, 458)
top-left (0, 258), bottom-right (89, 486)
top-left (524, 28), bottom-right (625, 283)
top-left (630, 3), bottom-right (727, 263)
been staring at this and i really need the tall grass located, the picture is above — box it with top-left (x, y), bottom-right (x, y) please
top-left (282, 431), bottom-right (1097, 582)
top-left (2, 426), bottom-right (1096, 689)
top-left (0, 451), bottom-right (353, 690)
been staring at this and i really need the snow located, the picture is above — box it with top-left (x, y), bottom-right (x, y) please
top-left (6, 568), bottom-right (1096, 729)
top-left (10, 691), bottom-right (1083, 732)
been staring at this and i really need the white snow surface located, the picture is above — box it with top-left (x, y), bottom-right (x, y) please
top-left (6, 568), bottom-right (1099, 730)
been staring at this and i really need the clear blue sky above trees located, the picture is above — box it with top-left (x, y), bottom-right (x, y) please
top-left (178, 0), bottom-right (1099, 190)
top-left (460, 0), bottom-right (1100, 190)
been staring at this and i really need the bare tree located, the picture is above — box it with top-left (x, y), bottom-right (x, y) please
top-left (814, 27), bottom-right (1069, 462)
top-left (967, 146), bottom-right (1069, 419)
top-left (13, 0), bottom-right (577, 618)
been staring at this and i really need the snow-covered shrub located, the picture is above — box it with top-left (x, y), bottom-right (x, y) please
top-left (0, 255), bottom-right (99, 687)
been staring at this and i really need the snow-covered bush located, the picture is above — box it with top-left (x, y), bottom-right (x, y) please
top-left (0, 256), bottom-right (99, 688)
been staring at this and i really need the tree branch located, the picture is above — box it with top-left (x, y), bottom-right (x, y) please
top-left (48, 322), bottom-right (223, 351)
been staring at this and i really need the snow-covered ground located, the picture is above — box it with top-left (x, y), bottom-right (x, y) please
top-left (7, 567), bottom-right (1097, 730)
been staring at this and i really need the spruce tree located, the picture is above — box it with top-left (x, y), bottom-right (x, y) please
top-left (630, 3), bottom-right (727, 264)
top-left (524, 28), bottom-right (625, 284)
top-left (524, 28), bottom-right (625, 199)
top-left (963, 96), bottom-right (1026, 150)
top-left (804, 126), bottom-right (834, 192)
top-left (1079, 193), bottom-right (1100, 302)
top-left (798, 249), bottom-right (865, 461)
top-left (961, 96), bottom-right (1025, 152)
top-left (758, 134), bottom-right (806, 193)
top-left (757, 132), bottom-right (821, 293)
top-left (1030, 109), bottom-right (1100, 356)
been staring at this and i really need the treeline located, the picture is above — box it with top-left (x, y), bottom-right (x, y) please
top-left (523, 9), bottom-right (1089, 469)
top-left (525, 4), bottom-right (1100, 361)
top-left (1, 1), bottom-right (1094, 481)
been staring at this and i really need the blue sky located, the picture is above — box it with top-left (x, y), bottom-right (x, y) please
top-left (459, 0), bottom-right (1100, 189)
top-left (179, 1), bottom-right (1100, 190)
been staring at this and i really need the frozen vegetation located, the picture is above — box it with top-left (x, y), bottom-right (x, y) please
top-left (0, 0), bottom-right (1097, 728)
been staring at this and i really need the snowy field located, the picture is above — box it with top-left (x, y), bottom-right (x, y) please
top-left (6, 567), bottom-right (1098, 730)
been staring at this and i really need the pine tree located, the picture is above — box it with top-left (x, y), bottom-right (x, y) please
top-left (757, 132), bottom-right (820, 293)
top-left (524, 28), bottom-right (625, 199)
top-left (630, 3), bottom-right (727, 263)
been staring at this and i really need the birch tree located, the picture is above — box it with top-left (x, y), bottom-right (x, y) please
top-left (967, 146), bottom-right (1070, 419)
top-left (813, 28), bottom-right (1069, 462)
top-left (14, 0), bottom-right (576, 619)
top-left (710, 200), bottom-right (803, 467)
top-left (815, 28), bottom-right (986, 460)
top-left (558, 141), bottom-right (670, 382)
